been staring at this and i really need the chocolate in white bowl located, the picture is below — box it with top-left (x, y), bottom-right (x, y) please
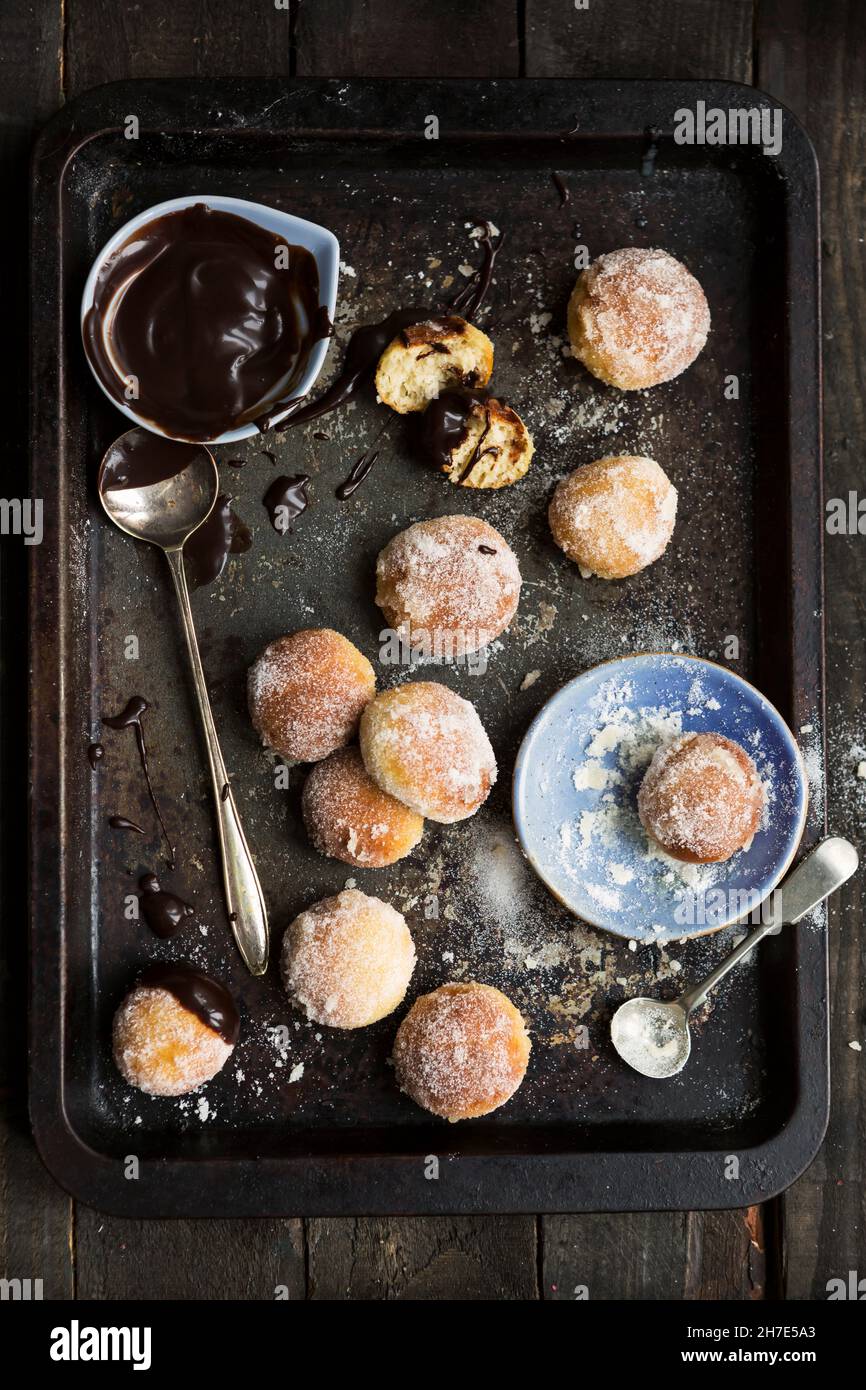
top-left (81, 195), bottom-right (339, 445)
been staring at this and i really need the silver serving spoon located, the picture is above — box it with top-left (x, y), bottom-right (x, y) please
top-left (611, 836), bottom-right (858, 1078)
top-left (98, 430), bottom-right (269, 976)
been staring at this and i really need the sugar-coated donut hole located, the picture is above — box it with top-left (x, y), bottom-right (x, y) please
top-left (302, 746), bottom-right (424, 867)
top-left (392, 982), bottom-right (531, 1121)
top-left (359, 680), bottom-right (497, 823)
top-left (548, 455), bottom-right (677, 579)
top-left (638, 731), bottom-right (764, 864)
top-left (112, 985), bottom-right (234, 1097)
top-left (376, 514), bottom-right (521, 659)
top-left (248, 627), bottom-right (376, 763)
top-left (568, 247), bottom-right (710, 391)
top-left (281, 888), bottom-right (416, 1029)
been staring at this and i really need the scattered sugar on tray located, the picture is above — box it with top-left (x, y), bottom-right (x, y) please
top-left (519, 599), bottom-right (558, 647)
top-left (796, 716), bottom-right (826, 824)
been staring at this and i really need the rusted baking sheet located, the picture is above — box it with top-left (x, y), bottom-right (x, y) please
top-left (30, 79), bottom-right (824, 1215)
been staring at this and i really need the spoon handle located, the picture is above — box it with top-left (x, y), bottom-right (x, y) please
top-left (165, 548), bottom-right (269, 976)
top-left (679, 836), bottom-right (858, 1014)
top-left (678, 920), bottom-right (771, 1014)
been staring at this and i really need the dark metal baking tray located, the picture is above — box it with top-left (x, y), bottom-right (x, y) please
top-left (29, 78), bottom-right (825, 1216)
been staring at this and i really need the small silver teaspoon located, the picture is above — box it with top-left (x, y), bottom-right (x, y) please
top-left (611, 836), bottom-right (858, 1079)
top-left (98, 429), bottom-right (269, 976)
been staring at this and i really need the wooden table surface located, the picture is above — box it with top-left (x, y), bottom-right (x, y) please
top-left (1, 0), bottom-right (863, 1301)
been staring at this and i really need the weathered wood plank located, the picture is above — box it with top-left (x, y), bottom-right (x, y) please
top-left (684, 1209), bottom-right (767, 1300)
top-left (525, 0), bottom-right (753, 82)
top-left (542, 1209), bottom-right (767, 1300)
top-left (296, 0), bottom-right (520, 77)
top-left (0, 0), bottom-right (72, 1303)
top-left (307, 1216), bottom-right (538, 1299)
top-left (755, 0), bottom-right (866, 1301)
top-left (65, 0), bottom-right (292, 95)
top-left (75, 1209), bottom-right (305, 1299)
top-left (544, 1213), bottom-right (690, 1300)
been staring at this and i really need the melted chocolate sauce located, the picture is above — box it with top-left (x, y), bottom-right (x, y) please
top-left (416, 343), bottom-right (451, 360)
top-left (265, 221), bottom-right (504, 486)
top-left (100, 430), bottom-right (250, 589)
top-left (87, 742), bottom-right (105, 769)
top-left (138, 872), bottom-right (195, 939)
top-left (282, 308), bottom-right (434, 428)
top-left (138, 962), bottom-right (239, 1043)
top-left (552, 172), bottom-right (569, 206)
top-left (418, 389), bottom-right (489, 470)
top-left (102, 696), bottom-right (175, 868)
top-left (336, 449), bottom-right (381, 500)
top-left (184, 494), bottom-right (252, 588)
top-left (83, 203), bottom-right (325, 441)
top-left (478, 544), bottom-right (497, 555)
top-left (312, 306), bottom-right (334, 340)
top-left (263, 474), bottom-right (310, 532)
top-left (260, 450), bottom-right (276, 465)
top-left (450, 223), bottom-right (503, 321)
top-left (458, 409), bottom-right (497, 484)
top-left (108, 815), bottom-right (144, 834)
top-left (100, 429), bottom-right (207, 491)
top-left (226, 457), bottom-right (246, 469)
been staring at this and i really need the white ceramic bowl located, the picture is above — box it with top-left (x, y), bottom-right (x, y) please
top-left (80, 194), bottom-right (340, 445)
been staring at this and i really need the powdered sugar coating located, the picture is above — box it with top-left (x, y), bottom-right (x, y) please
top-left (638, 731), bottom-right (764, 863)
top-left (302, 746), bottom-right (424, 867)
top-left (248, 628), bottom-right (376, 763)
top-left (549, 455), bottom-right (677, 579)
top-left (360, 680), bottom-right (497, 823)
top-left (376, 515), bottom-right (521, 657)
top-left (568, 247), bottom-right (710, 390)
top-left (112, 986), bottom-right (234, 1097)
top-left (392, 982), bottom-right (531, 1121)
top-left (281, 888), bottom-right (416, 1028)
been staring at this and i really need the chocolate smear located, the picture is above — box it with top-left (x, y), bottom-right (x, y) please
top-left (138, 872), bottom-right (195, 939)
top-left (264, 474), bottom-right (310, 532)
top-left (281, 308), bottom-right (436, 427)
top-left (418, 389), bottom-right (489, 471)
top-left (184, 495), bottom-right (252, 588)
top-left (102, 696), bottom-right (175, 868)
top-left (450, 222), bottom-right (503, 321)
top-left (138, 962), bottom-right (239, 1043)
top-left (336, 449), bottom-right (381, 500)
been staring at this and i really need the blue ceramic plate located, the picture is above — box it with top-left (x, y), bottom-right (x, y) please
top-left (512, 654), bottom-right (808, 941)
